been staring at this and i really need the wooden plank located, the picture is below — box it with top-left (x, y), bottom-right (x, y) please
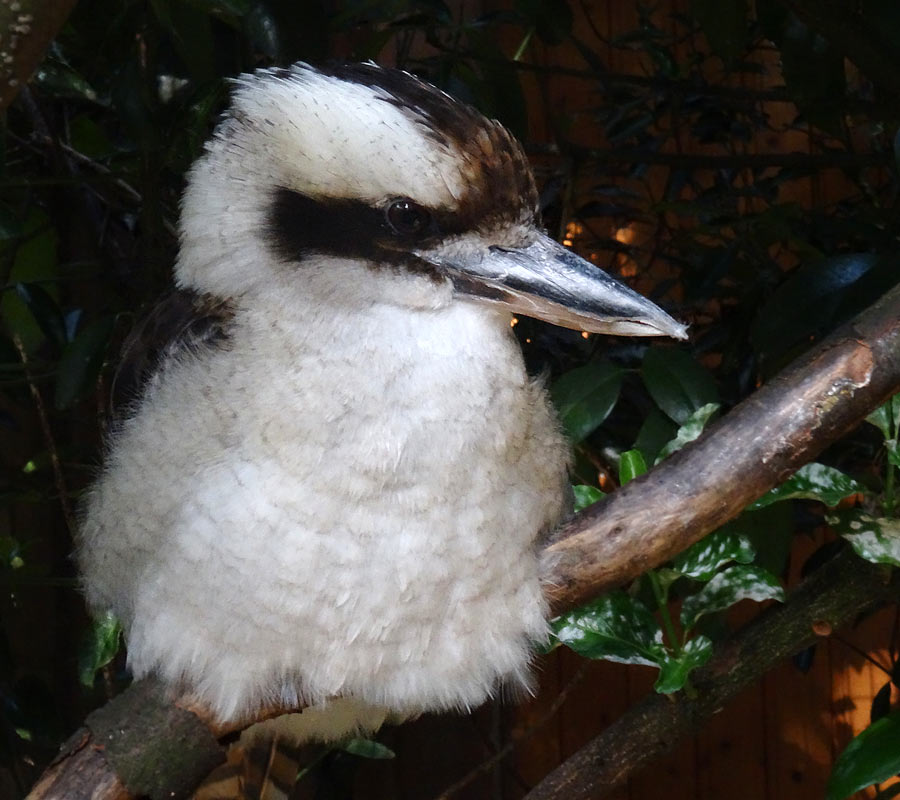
top-left (627, 664), bottom-right (698, 800)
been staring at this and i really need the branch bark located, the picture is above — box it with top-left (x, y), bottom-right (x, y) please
top-left (0, 0), bottom-right (79, 112)
top-left (542, 281), bottom-right (900, 614)
top-left (525, 549), bottom-right (900, 800)
top-left (26, 283), bottom-right (900, 799)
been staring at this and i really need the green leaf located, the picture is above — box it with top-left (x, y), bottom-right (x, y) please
top-left (0, 211), bottom-right (59, 353)
top-left (572, 484), bottom-right (605, 512)
top-left (14, 283), bottom-right (69, 350)
top-left (34, 61), bottom-right (100, 103)
top-left (341, 738), bottom-right (395, 759)
top-left (656, 402), bottom-right (720, 463)
top-left (553, 592), bottom-right (665, 666)
top-left (78, 611), bottom-right (122, 687)
top-left (827, 711), bottom-right (900, 800)
top-left (827, 512), bottom-right (900, 567)
top-left (751, 463), bottom-right (862, 509)
top-left (751, 254), bottom-right (882, 369)
top-left (0, 535), bottom-right (24, 569)
top-left (619, 449), bottom-right (647, 485)
top-left (671, 526), bottom-right (756, 582)
top-left (740, 503), bottom-right (794, 576)
top-left (886, 440), bottom-right (900, 468)
top-left (54, 315), bottom-right (115, 410)
top-left (635, 407), bottom-right (678, 464)
top-left (641, 348), bottom-right (718, 425)
top-left (550, 360), bottom-right (624, 442)
top-left (680, 565), bottom-right (784, 631)
top-left (867, 394), bottom-right (900, 441)
top-left (654, 635), bottom-right (713, 693)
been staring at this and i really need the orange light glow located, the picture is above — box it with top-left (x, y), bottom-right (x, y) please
top-left (614, 226), bottom-right (635, 244)
top-left (563, 221), bottom-right (583, 248)
top-left (510, 317), bottom-right (519, 327)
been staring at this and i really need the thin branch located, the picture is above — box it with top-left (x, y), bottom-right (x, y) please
top-left (0, 0), bottom-right (79, 111)
top-left (543, 282), bottom-right (900, 614)
top-left (25, 281), bottom-right (900, 800)
top-left (524, 549), bottom-right (900, 800)
top-left (13, 333), bottom-right (75, 536)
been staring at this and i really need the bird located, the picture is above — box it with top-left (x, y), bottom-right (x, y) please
top-left (76, 62), bottom-right (686, 744)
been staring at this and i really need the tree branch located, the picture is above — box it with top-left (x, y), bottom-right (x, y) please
top-left (543, 282), bottom-right (900, 615)
top-left (26, 283), bottom-right (900, 799)
top-left (526, 549), bottom-right (900, 800)
top-left (0, 1), bottom-right (79, 112)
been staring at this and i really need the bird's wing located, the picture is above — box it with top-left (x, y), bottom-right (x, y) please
top-left (110, 289), bottom-right (234, 420)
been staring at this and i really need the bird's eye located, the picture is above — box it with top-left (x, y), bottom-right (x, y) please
top-left (386, 199), bottom-right (431, 237)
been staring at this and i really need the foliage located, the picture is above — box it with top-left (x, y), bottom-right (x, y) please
top-left (1, 0), bottom-right (899, 796)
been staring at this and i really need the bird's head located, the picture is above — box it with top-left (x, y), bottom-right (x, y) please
top-left (175, 62), bottom-right (686, 339)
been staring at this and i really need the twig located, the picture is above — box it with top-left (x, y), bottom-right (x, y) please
top-left (525, 551), bottom-right (900, 800)
top-left (13, 333), bottom-right (75, 536)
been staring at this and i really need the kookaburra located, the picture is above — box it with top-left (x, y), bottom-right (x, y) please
top-left (77, 63), bottom-right (685, 740)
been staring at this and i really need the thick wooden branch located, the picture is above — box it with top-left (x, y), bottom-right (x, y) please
top-left (543, 282), bottom-right (900, 614)
top-left (526, 550), bottom-right (900, 800)
top-left (26, 283), bottom-right (900, 799)
top-left (0, 0), bottom-right (78, 111)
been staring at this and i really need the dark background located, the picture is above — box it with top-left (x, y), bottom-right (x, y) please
top-left (2, 1), bottom-right (900, 797)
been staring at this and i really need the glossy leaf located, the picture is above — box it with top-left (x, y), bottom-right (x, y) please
top-left (14, 283), bottom-right (69, 350)
top-left (550, 360), bottom-right (624, 442)
top-left (751, 463), bottom-right (862, 509)
top-left (887, 440), bottom-right (900, 468)
top-left (827, 711), bottom-right (900, 800)
top-left (619, 449), bottom-right (647, 485)
top-left (656, 402), bottom-right (720, 463)
top-left (635, 407), bottom-right (678, 464)
top-left (867, 394), bottom-right (900, 440)
top-left (740, 503), bottom-right (794, 576)
top-left (54, 315), bottom-right (115, 410)
top-left (553, 592), bottom-right (665, 666)
top-left (680, 565), bottom-right (784, 630)
top-left (78, 611), bottom-right (122, 687)
top-left (0, 212), bottom-right (60, 353)
top-left (827, 512), bottom-right (900, 567)
top-left (654, 635), bottom-right (713, 694)
top-left (341, 738), bottom-right (395, 759)
top-left (34, 58), bottom-right (100, 103)
top-left (671, 526), bottom-right (755, 582)
top-left (751, 254), bottom-right (882, 367)
top-left (641, 348), bottom-right (718, 425)
top-left (572, 485), bottom-right (605, 512)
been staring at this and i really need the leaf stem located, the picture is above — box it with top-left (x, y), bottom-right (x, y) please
top-left (647, 570), bottom-right (682, 657)
top-left (884, 400), bottom-right (896, 517)
top-left (885, 457), bottom-right (896, 517)
top-left (513, 27), bottom-right (534, 61)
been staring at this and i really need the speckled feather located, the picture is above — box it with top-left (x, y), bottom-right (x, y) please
top-left (77, 64), bottom-right (572, 735)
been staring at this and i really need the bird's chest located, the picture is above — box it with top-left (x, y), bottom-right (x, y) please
top-left (217, 304), bottom-right (561, 525)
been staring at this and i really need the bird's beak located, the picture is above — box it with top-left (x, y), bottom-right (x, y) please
top-left (422, 233), bottom-right (687, 339)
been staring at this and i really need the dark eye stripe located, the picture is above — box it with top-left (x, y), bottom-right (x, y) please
top-left (268, 188), bottom-right (452, 273)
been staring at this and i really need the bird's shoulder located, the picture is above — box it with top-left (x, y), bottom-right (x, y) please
top-left (111, 289), bottom-right (235, 418)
